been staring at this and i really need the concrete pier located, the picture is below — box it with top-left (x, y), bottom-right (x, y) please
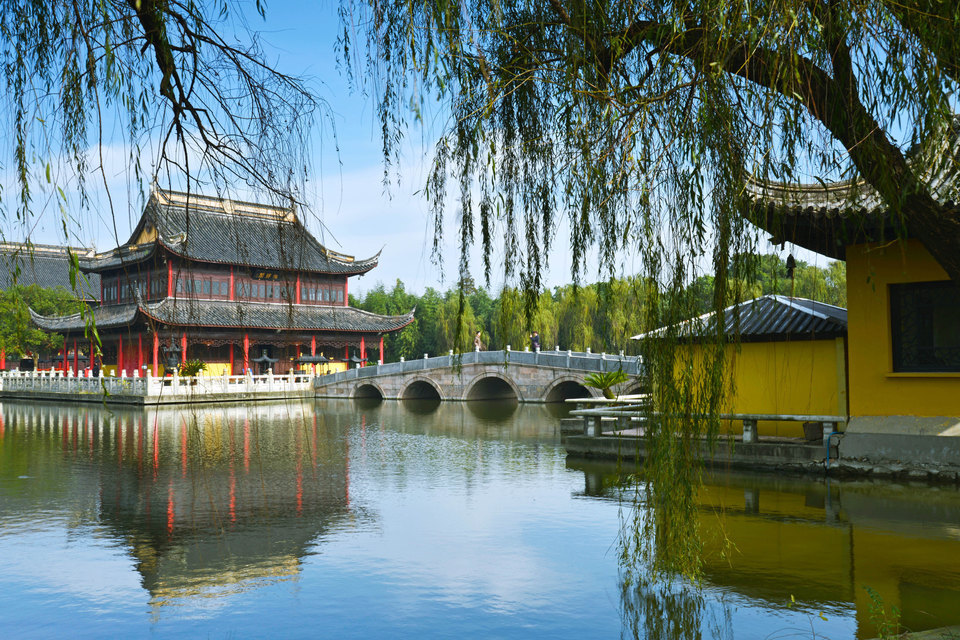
top-left (563, 432), bottom-right (836, 474)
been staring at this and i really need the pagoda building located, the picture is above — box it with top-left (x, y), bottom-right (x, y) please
top-left (31, 188), bottom-right (415, 376)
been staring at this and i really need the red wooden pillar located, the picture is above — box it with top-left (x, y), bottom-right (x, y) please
top-left (379, 336), bottom-right (384, 363)
top-left (73, 339), bottom-right (78, 373)
top-left (296, 275), bottom-right (301, 304)
top-left (344, 278), bottom-right (348, 306)
top-left (62, 348), bottom-right (68, 372)
top-left (152, 333), bottom-right (159, 374)
top-left (118, 337), bottom-right (124, 374)
top-left (167, 261), bottom-right (174, 298)
top-left (243, 334), bottom-right (250, 373)
top-left (138, 335), bottom-right (143, 373)
top-left (360, 336), bottom-right (366, 366)
top-left (344, 345), bottom-right (349, 360)
top-left (229, 266), bottom-right (235, 301)
top-left (229, 343), bottom-right (235, 375)
top-left (311, 336), bottom-right (316, 356)
top-left (89, 340), bottom-right (94, 373)
top-left (1, 348), bottom-right (5, 370)
top-left (181, 332), bottom-right (187, 364)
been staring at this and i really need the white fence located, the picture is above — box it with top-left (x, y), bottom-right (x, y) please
top-left (0, 369), bottom-right (314, 398)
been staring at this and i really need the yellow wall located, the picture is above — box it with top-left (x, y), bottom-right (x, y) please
top-left (684, 338), bottom-right (845, 437)
top-left (296, 363), bottom-right (346, 375)
top-left (204, 363), bottom-right (231, 377)
top-left (846, 239), bottom-right (960, 417)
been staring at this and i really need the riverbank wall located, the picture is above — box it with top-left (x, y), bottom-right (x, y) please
top-left (562, 420), bottom-right (960, 483)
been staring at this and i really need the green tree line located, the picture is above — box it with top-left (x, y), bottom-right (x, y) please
top-left (3, 253), bottom-right (844, 365)
top-left (0, 285), bottom-right (85, 363)
top-left (352, 254), bottom-right (846, 362)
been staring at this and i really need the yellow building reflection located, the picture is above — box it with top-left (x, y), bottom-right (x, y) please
top-left (571, 461), bottom-right (960, 638)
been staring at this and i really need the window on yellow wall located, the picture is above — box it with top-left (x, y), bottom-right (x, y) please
top-left (891, 281), bottom-right (960, 372)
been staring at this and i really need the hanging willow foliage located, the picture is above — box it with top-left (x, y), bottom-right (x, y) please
top-left (338, 0), bottom-right (960, 578)
top-left (0, 0), bottom-right (320, 358)
top-left (0, 0), bottom-right (317, 235)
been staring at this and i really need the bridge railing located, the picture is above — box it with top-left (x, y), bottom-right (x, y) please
top-left (316, 349), bottom-right (642, 385)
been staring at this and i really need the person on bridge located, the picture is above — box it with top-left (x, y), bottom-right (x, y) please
top-left (530, 331), bottom-right (540, 352)
top-left (474, 331), bottom-right (483, 351)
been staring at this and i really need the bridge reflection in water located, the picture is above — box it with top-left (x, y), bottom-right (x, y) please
top-left (571, 459), bottom-right (960, 638)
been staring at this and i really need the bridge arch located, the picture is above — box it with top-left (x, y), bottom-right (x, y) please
top-left (354, 382), bottom-right (385, 401)
top-left (463, 373), bottom-right (522, 402)
top-left (542, 376), bottom-right (599, 403)
top-left (400, 377), bottom-right (444, 401)
top-left (622, 381), bottom-right (647, 396)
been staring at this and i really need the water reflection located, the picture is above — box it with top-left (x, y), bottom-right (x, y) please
top-left (400, 397), bottom-right (442, 415)
top-left (346, 398), bottom-right (561, 443)
top-left (619, 579), bottom-right (731, 640)
top-left (569, 459), bottom-right (960, 638)
top-left (2, 398), bottom-right (960, 639)
top-left (0, 400), bottom-right (567, 620)
top-left (466, 399), bottom-right (518, 422)
top-left (0, 401), bottom-right (352, 611)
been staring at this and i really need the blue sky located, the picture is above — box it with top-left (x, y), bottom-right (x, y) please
top-left (1, 1), bottom-right (828, 296)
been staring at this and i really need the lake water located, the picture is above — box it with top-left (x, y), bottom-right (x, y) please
top-left (1, 398), bottom-right (958, 639)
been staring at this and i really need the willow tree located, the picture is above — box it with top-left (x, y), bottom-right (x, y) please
top-left (339, 0), bottom-right (960, 578)
top-left (1, 0), bottom-right (316, 245)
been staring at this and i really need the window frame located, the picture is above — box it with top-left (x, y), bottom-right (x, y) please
top-left (890, 280), bottom-right (960, 373)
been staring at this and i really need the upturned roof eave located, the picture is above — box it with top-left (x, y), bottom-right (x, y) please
top-left (139, 299), bottom-right (416, 333)
top-left (744, 117), bottom-right (960, 257)
top-left (154, 229), bottom-right (381, 276)
top-left (29, 303), bottom-right (144, 334)
top-left (77, 242), bottom-right (160, 273)
top-left (30, 300), bottom-right (416, 335)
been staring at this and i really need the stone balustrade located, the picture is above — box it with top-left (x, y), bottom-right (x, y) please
top-left (0, 368), bottom-right (314, 402)
top-left (318, 348), bottom-right (641, 385)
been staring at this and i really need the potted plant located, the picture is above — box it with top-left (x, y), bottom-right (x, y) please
top-left (583, 369), bottom-right (630, 400)
top-left (178, 359), bottom-right (207, 378)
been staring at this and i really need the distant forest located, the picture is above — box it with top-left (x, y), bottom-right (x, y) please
top-left (352, 254), bottom-right (846, 362)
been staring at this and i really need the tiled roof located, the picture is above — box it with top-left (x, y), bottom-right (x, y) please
top-left (746, 119), bottom-right (960, 259)
top-left (31, 298), bottom-right (415, 334)
top-left (142, 299), bottom-right (414, 332)
top-left (80, 189), bottom-right (380, 275)
top-left (79, 244), bottom-right (157, 271)
top-left (632, 295), bottom-right (847, 343)
top-left (29, 303), bottom-right (139, 332)
top-left (0, 243), bottom-right (101, 298)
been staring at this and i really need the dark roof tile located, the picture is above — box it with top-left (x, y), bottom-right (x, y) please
top-left (633, 295), bottom-right (847, 343)
top-left (80, 189), bottom-right (380, 275)
top-left (29, 303), bottom-right (138, 332)
top-left (142, 299), bottom-right (414, 333)
top-left (1, 243), bottom-right (101, 298)
top-left (746, 118), bottom-right (960, 257)
top-left (31, 298), bottom-right (414, 335)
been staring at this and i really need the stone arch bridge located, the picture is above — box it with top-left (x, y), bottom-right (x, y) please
top-left (314, 350), bottom-right (643, 403)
